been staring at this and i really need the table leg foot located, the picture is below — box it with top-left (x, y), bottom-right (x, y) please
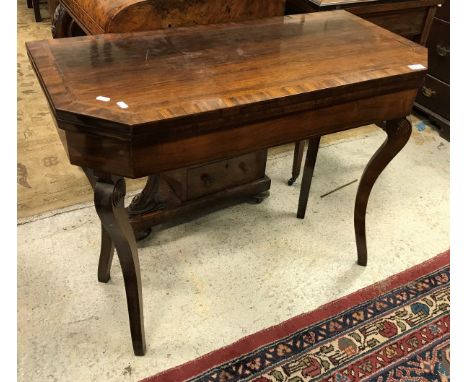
top-left (287, 177), bottom-right (297, 186)
top-left (297, 136), bottom-right (321, 219)
top-left (289, 140), bottom-right (306, 186)
top-left (135, 227), bottom-right (152, 241)
top-left (248, 190), bottom-right (270, 204)
top-left (94, 173), bottom-right (146, 356)
top-left (354, 118), bottom-right (412, 266)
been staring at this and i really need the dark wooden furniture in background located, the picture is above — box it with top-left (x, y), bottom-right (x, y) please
top-left (28, 11), bottom-right (427, 355)
top-left (285, 0), bottom-right (441, 185)
top-left (286, 0), bottom-right (441, 43)
top-left (415, 0), bottom-right (450, 140)
top-left (27, 0), bottom-right (42, 22)
top-left (26, 0), bottom-right (60, 23)
top-left (53, 0), bottom-right (286, 35)
top-left (51, 0), bottom-right (286, 239)
top-left (48, 0), bottom-right (59, 21)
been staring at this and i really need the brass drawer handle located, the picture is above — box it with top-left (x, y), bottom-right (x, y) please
top-left (422, 86), bottom-right (436, 98)
top-left (436, 44), bottom-right (450, 57)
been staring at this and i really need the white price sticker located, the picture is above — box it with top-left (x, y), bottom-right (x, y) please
top-left (96, 96), bottom-right (110, 102)
top-left (408, 64), bottom-right (426, 70)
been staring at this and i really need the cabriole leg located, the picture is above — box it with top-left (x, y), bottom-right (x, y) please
top-left (93, 172), bottom-right (146, 356)
top-left (82, 168), bottom-right (115, 283)
top-left (354, 118), bottom-right (412, 266)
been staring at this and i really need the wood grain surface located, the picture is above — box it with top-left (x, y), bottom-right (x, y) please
top-left (307, 0), bottom-right (440, 8)
top-left (27, 11), bottom-right (426, 134)
top-left (61, 0), bottom-right (286, 34)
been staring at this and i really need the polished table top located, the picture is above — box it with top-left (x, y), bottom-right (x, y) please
top-left (297, 0), bottom-right (442, 9)
top-left (27, 11), bottom-right (426, 139)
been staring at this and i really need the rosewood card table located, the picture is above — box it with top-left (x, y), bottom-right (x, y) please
top-left (27, 11), bottom-right (427, 355)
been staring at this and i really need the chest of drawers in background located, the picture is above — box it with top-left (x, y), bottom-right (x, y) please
top-left (285, 0), bottom-right (441, 44)
top-left (286, 0), bottom-right (449, 140)
top-left (415, 0), bottom-right (450, 140)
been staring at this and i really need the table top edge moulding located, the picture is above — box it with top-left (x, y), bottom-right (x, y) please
top-left (311, 0), bottom-right (378, 6)
top-left (27, 10), bottom-right (427, 355)
top-left (308, 0), bottom-right (441, 8)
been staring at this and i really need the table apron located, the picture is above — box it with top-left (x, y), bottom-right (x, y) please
top-left (62, 88), bottom-right (417, 178)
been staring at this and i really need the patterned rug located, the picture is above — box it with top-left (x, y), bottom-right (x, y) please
top-left (142, 251), bottom-right (450, 382)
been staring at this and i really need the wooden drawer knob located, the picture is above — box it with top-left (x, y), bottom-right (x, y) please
top-left (201, 173), bottom-right (214, 187)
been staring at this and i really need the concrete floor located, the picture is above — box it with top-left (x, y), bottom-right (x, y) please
top-left (17, 123), bottom-right (449, 381)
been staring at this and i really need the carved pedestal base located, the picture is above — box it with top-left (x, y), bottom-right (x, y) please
top-left (128, 175), bottom-right (271, 238)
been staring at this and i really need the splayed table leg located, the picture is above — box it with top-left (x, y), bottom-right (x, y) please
top-left (354, 118), bottom-right (412, 266)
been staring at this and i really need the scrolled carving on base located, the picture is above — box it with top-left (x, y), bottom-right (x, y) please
top-left (94, 174), bottom-right (125, 211)
top-left (128, 175), bottom-right (165, 216)
top-left (112, 178), bottom-right (126, 207)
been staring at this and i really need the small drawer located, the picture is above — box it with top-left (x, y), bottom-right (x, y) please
top-left (436, 0), bottom-right (449, 22)
top-left (416, 75), bottom-right (449, 120)
top-left (187, 150), bottom-right (267, 200)
top-left (427, 18), bottom-right (450, 84)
